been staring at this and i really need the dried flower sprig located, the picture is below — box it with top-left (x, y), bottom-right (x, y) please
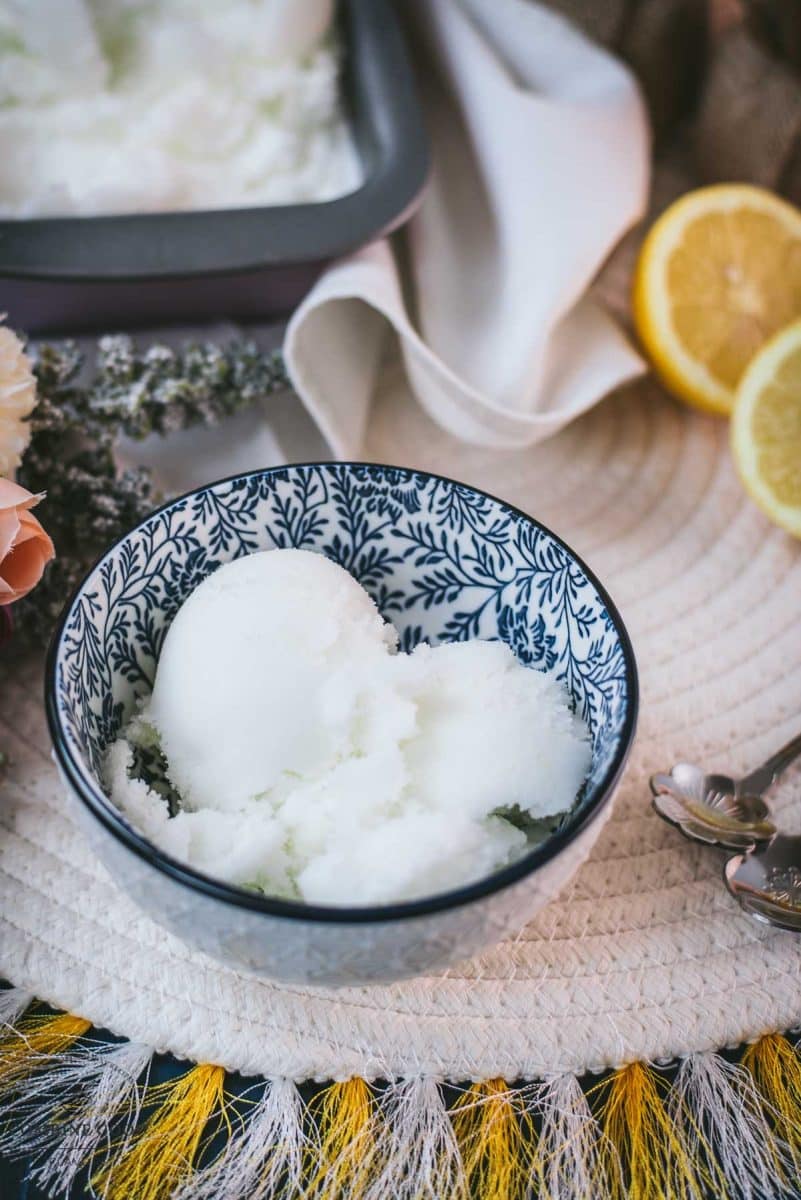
top-left (12, 335), bottom-right (291, 649)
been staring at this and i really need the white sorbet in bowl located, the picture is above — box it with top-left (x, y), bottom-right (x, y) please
top-left (48, 464), bottom-right (637, 984)
top-left (106, 549), bottom-right (591, 907)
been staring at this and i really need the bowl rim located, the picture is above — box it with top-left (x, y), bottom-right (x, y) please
top-left (46, 462), bottom-right (639, 925)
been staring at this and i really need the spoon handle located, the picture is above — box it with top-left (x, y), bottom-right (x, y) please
top-left (739, 732), bottom-right (801, 795)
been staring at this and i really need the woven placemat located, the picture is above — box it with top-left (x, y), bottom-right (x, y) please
top-left (2, 373), bottom-right (801, 1083)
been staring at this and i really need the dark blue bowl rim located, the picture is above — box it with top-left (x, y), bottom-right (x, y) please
top-left (46, 462), bottom-right (639, 926)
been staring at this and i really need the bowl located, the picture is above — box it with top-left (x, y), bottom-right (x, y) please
top-left (1, 0), bottom-right (428, 334)
top-left (46, 463), bottom-right (638, 985)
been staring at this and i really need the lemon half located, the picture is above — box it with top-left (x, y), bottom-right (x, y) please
top-left (634, 185), bottom-right (801, 415)
top-left (731, 319), bottom-right (801, 538)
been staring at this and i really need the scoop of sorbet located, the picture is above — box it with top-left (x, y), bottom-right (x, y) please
top-left (149, 549), bottom-right (401, 812)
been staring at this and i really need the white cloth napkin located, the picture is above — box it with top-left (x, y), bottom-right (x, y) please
top-left (284, 0), bottom-right (650, 458)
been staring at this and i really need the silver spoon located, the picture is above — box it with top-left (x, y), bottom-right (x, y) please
top-left (725, 835), bottom-right (801, 933)
top-left (650, 732), bottom-right (801, 851)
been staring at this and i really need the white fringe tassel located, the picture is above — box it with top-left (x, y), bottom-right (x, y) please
top-left (0, 986), bottom-right (34, 1030)
top-left (173, 1076), bottom-right (308, 1200)
top-left (526, 1072), bottom-right (621, 1200)
top-left (2, 1010), bottom-right (801, 1200)
top-left (363, 1077), bottom-right (466, 1200)
top-left (0, 1039), bottom-right (152, 1199)
top-left (668, 1051), bottom-right (793, 1200)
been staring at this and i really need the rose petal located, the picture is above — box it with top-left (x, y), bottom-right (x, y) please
top-left (0, 536), bottom-right (48, 602)
top-left (0, 478), bottom-right (44, 514)
top-left (0, 539), bottom-right (40, 596)
top-left (0, 508), bottom-right (54, 603)
top-left (17, 509), bottom-right (54, 559)
top-left (0, 507), bottom-right (20, 561)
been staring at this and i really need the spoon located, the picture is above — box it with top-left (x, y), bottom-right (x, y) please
top-left (650, 732), bottom-right (801, 851)
top-left (725, 835), bottom-right (801, 933)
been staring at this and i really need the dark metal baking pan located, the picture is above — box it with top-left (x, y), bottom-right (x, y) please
top-left (0, 0), bottom-right (428, 333)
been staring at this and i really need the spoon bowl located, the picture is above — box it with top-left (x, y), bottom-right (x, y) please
top-left (725, 836), bottom-right (801, 933)
top-left (650, 762), bottom-right (776, 851)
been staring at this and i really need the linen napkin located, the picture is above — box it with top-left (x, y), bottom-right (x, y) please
top-left (284, 0), bottom-right (650, 458)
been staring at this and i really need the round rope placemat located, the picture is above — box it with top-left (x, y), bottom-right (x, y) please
top-left (2, 374), bottom-right (801, 1084)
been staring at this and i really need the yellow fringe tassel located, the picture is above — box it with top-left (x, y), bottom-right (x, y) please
top-left (743, 1034), bottom-right (801, 1167)
top-left (451, 1078), bottom-right (532, 1200)
top-left (303, 1077), bottom-right (378, 1198)
top-left (597, 1061), bottom-right (708, 1200)
top-left (91, 1063), bottom-right (227, 1200)
top-left (0, 1013), bottom-right (91, 1095)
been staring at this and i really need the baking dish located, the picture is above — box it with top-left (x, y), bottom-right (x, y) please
top-left (0, 0), bottom-right (428, 333)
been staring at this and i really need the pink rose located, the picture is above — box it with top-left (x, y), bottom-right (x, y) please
top-left (0, 479), bottom-right (55, 605)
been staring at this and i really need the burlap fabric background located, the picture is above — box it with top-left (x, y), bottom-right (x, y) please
top-left (553, 0), bottom-right (801, 204)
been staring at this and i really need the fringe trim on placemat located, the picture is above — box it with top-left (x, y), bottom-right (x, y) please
top-left (2, 988), bottom-right (801, 1198)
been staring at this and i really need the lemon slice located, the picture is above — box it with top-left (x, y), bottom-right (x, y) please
top-left (633, 185), bottom-right (801, 415)
top-left (731, 319), bottom-right (801, 538)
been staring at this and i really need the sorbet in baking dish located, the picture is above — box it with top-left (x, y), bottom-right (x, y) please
top-left (0, 0), bottom-right (359, 217)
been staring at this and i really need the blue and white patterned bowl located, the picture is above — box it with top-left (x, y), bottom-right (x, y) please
top-left (46, 464), bottom-right (638, 985)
